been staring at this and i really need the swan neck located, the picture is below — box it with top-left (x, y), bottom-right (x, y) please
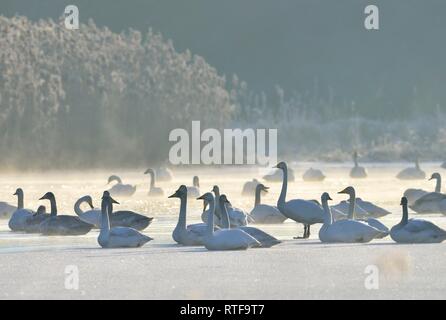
top-left (322, 199), bottom-right (333, 226)
top-left (219, 201), bottom-right (230, 229)
top-left (16, 192), bottom-right (24, 210)
top-left (401, 203), bottom-right (409, 225)
top-left (176, 195), bottom-right (187, 230)
top-left (348, 192), bottom-right (355, 220)
top-left (207, 198), bottom-right (215, 236)
top-left (435, 176), bottom-right (442, 193)
top-left (100, 199), bottom-right (110, 235)
top-left (49, 196), bottom-right (57, 216)
top-left (254, 188), bottom-right (262, 206)
top-left (74, 197), bottom-right (85, 216)
top-left (278, 167), bottom-right (287, 207)
top-left (149, 171), bottom-right (155, 188)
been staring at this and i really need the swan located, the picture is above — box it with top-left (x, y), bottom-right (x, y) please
top-left (391, 197), bottom-right (446, 243)
top-left (219, 195), bottom-right (281, 247)
top-left (38, 192), bottom-right (93, 236)
top-left (8, 188), bottom-right (33, 231)
top-left (409, 191), bottom-right (446, 214)
top-left (0, 200), bottom-right (17, 219)
top-left (107, 175), bottom-right (136, 197)
top-left (241, 179), bottom-right (260, 196)
top-left (213, 185), bottom-right (250, 226)
top-left (302, 168), bottom-right (326, 182)
top-left (198, 192), bottom-right (260, 251)
top-left (249, 184), bottom-right (287, 224)
top-left (263, 167), bottom-right (295, 182)
top-left (169, 185), bottom-right (211, 246)
top-left (144, 168), bottom-right (164, 196)
top-left (275, 161), bottom-right (324, 239)
top-left (186, 176), bottom-right (200, 199)
top-left (338, 186), bottom-right (389, 238)
top-left (396, 159), bottom-right (426, 180)
top-left (74, 195), bottom-right (152, 230)
top-left (350, 151), bottom-right (367, 178)
top-left (319, 193), bottom-right (385, 243)
top-left (98, 191), bottom-right (153, 248)
top-left (331, 200), bottom-right (369, 220)
top-left (156, 167), bottom-right (173, 181)
top-left (404, 172), bottom-right (441, 206)
top-left (354, 198), bottom-right (391, 218)
top-left (24, 206), bottom-right (50, 233)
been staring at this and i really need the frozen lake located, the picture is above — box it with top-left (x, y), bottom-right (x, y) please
top-left (1, 162), bottom-right (446, 299)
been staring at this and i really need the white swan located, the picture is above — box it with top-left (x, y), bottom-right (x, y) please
top-left (319, 193), bottom-right (385, 243)
top-left (275, 161), bottom-right (324, 239)
top-left (263, 167), bottom-right (295, 182)
top-left (213, 185), bottom-right (250, 226)
top-left (74, 195), bottom-right (152, 230)
top-left (409, 191), bottom-right (446, 214)
top-left (404, 172), bottom-right (441, 206)
top-left (241, 179), bottom-right (260, 196)
top-left (198, 192), bottom-right (260, 251)
top-left (23, 205), bottom-right (50, 233)
top-left (169, 185), bottom-right (210, 246)
top-left (350, 151), bottom-right (367, 178)
top-left (186, 176), bottom-right (200, 199)
top-left (391, 197), bottom-right (446, 243)
top-left (156, 167), bottom-right (173, 181)
top-left (38, 192), bottom-right (93, 236)
top-left (144, 168), bottom-right (164, 196)
top-left (338, 186), bottom-right (389, 238)
top-left (354, 198), bottom-right (391, 218)
top-left (396, 159), bottom-right (426, 180)
top-left (8, 188), bottom-right (33, 231)
top-left (302, 168), bottom-right (326, 182)
top-left (107, 175), bottom-right (136, 197)
top-left (219, 195), bottom-right (281, 247)
top-left (98, 191), bottom-right (153, 248)
top-left (249, 184), bottom-right (287, 224)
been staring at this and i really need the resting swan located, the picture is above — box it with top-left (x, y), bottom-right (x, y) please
top-left (74, 195), bottom-right (152, 230)
top-left (396, 159), bottom-right (426, 180)
top-left (319, 193), bottom-right (385, 243)
top-left (24, 206), bottom-right (50, 233)
top-left (198, 192), bottom-right (260, 251)
top-left (38, 192), bottom-right (93, 236)
top-left (169, 185), bottom-right (211, 246)
top-left (249, 184), bottom-right (287, 224)
top-left (242, 179), bottom-right (260, 196)
top-left (404, 172), bottom-right (441, 206)
top-left (219, 195), bottom-right (281, 247)
top-left (263, 167), bottom-right (295, 182)
top-left (107, 175), bottom-right (136, 197)
top-left (338, 186), bottom-right (389, 238)
top-left (350, 151), bottom-right (367, 178)
top-left (391, 197), bottom-right (446, 243)
top-left (98, 191), bottom-right (153, 248)
top-left (8, 188), bottom-right (33, 231)
top-left (275, 161), bottom-right (324, 239)
top-left (144, 168), bottom-right (164, 196)
top-left (186, 176), bottom-right (200, 199)
top-left (302, 168), bottom-right (326, 182)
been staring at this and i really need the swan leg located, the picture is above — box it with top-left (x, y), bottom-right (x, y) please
top-left (305, 225), bottom-right (311, 239)
top-left (293, 224), bottom-right (308, 239)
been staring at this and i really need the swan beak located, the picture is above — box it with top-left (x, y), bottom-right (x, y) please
top-left (38, 195), bottom-right (46, 200)
top-left (168, 192), bottom-right (177, 198)
top-left (327, 195), bottom-right (333, 201)
top-left (263, 186), bottom-right (269, 192)
top-left (273, 164), bottom-right (278, 168)
top-left (428, 176), bottom-right (434, 181)
top-left (338, 188), bottom-right (348, 194)
top-left (13, 191), bottom-right (17, 196)
top-left (197, 195), bottom-right (204, 200)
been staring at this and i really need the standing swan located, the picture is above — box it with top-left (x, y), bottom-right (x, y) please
top-left (275, 161), bottom-right (324, 239)
top-left (144, 168), bottom-right (164, 196)
top-left (404, 172), bottom-right (441, 206)
top-left (98, 191), bottom-right (153, 248)
top-left (350, 151), bottom-right (367, 178)
top-left (390, 197), bottom-right (446, 243)
top-left (8, 188), bottom-right (32, 231)
top-left (186, 176), bottom-right (200, 199)
top-left (38, 192), bottom-right (93, 236)
top-left (249, 184), bottom-right (287, 224)
top-left (319, 193), bottom-right (385, 243)
top-left (198, 192), bottom-right (260, 251)
top-left (338, 186), bottom-right (389, 238)
top-left (169, 185), bottom-right (210, 246)
top-left (396, 159), bottom-right (426, 180)
top-left (107, 175), bottom-right (136, 197)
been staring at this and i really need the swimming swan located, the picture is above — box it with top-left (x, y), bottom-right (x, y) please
top-left (169, 185), bottom-right (210, 246)
top-left (350, 151), bottom-right (367, 178)
top-left (404, 172), bottom-right (441, 206)
top-left (318, 193), bottom-right (384, 243)
top-left (144, 168), bottom-right (164, 196)
top-left (107, 175), bottom-right (136, 197)
top-left (390, 197), bottom-right (446, 243)
top-left (186, 176), bottom-right (200, 199)
top-left (219, 195), bottom-right (281, 248)
top-left (198, 192), bottom-right (260, 251)
top-left (98, 191), bottom-right (153, 248)
top-left (396, 159), bottom-right (426, 180)
top-left (74, 195), bottom-right (152, 230)
top-left (38, 192), bottom-right (93, 236)
top-left (249, 184), bottom-right (287, 224)
top-left (8, 188), bottom-right (33, 231)
top-left (302, 168), bottom-right (326, 182)
top-left (338, 186), bottom-right (389, 238)
top-left (275, 161), bottom-right (324, 239)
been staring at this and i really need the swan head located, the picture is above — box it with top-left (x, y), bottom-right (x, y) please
top-left (144, 168), bottom-right (155, 175)
top-left (107, 175), bottom-right (121, 184)
top-left (212, 185), bottom-right (220, 194)
top-left (168, 185), bottom-right (187, 198)
top-left (274, 162), bottom-right (287, 171)
top-left (197, 192), bottom-right (214, 203)
top-left (39, 192), bottom-right (55, 201)
top-left (338, 186), bottom-right (355, 197)
top-left (219, 194), bottom-right (231, 206)
top-left (13, 188), bottom-right (23, 197)
top-left (193, 176), bottom-right (200, 187)
top-left (256, 183), bottom-right (269, 193)
top-left (321, 192), bottom-right (333, 203)
top-left (429, 172), bottom-right (441, 181)
top-left (34, 205), bottom-right (46, 216)
top-left (101, 191), bottom-right (120, 204)
top-left (400, 197), bottom-right (408, 206)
